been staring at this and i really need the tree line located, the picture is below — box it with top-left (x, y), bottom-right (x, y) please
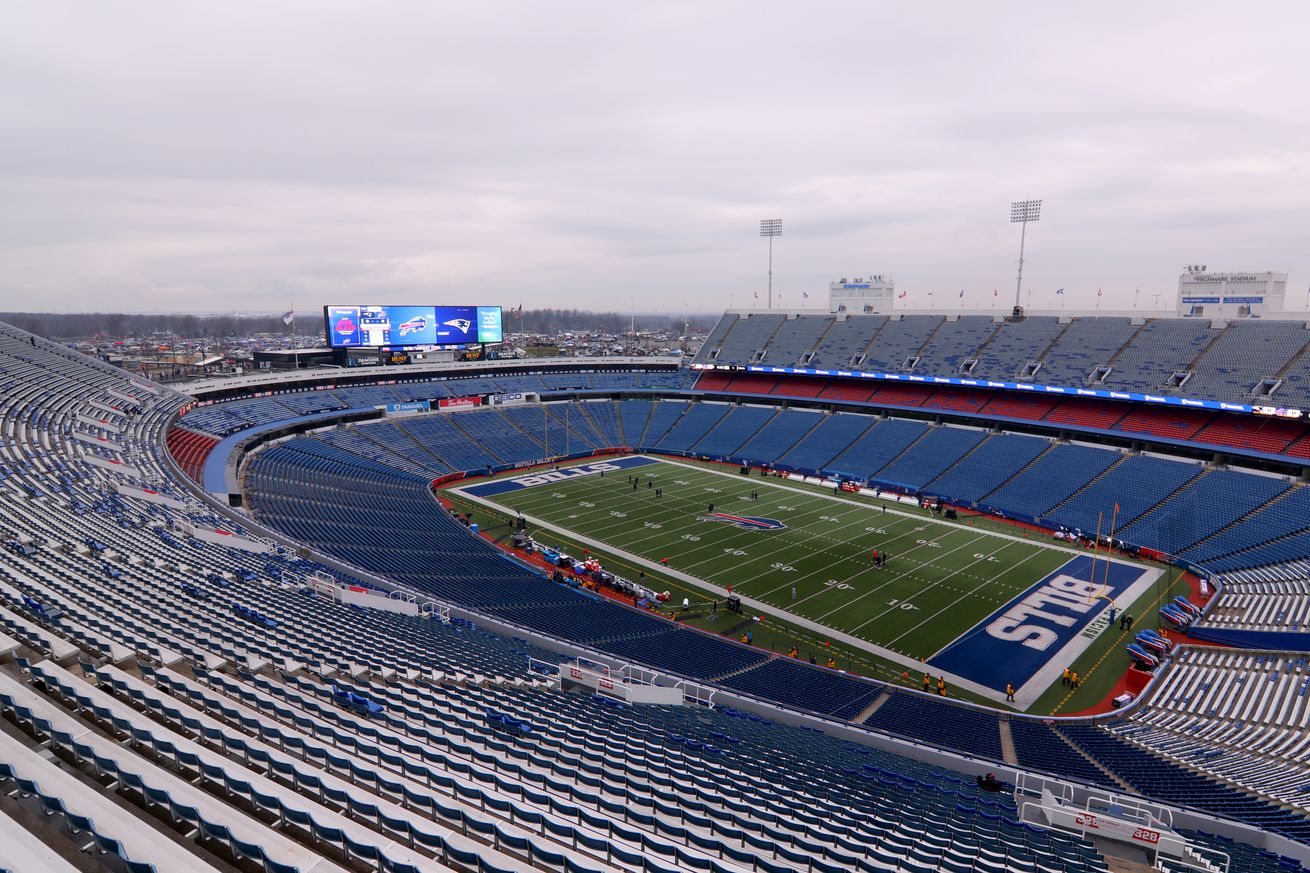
top-left (1, 309), bottom-right (721, 341)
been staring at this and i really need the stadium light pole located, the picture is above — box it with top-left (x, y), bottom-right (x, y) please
top-left (1010, 200), bottom-right (1041, 314)
top-left (760, 218), bottom-right (782, 309)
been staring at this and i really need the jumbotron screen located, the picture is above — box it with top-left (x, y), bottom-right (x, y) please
top-left (323, 304), bottom-right (503, 348)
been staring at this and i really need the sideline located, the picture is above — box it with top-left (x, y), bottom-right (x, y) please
top-left (455, 465), bottom-right (1013, 705)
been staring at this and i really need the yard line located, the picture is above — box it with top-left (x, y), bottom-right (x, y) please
top-left (880, 540), bottom-right (1040, 646)
top-left (807, 526), bottom-right (966, 623)
top-left (909, 547), bottom-right (1052, 655)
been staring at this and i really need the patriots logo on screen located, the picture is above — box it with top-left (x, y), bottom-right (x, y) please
top-left (397, 315), bottom-right (429, 337)
top-left (702, 513), bottom-right (786, 531)
top-left (442, 318), bottom-right (472, 333)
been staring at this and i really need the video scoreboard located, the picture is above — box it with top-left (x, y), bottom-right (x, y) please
top-left (324, 304), bottom-right (503, 348)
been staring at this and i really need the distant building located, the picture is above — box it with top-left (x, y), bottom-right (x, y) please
top-left (829, 275), bottom-right (895, 313)
top-left (1177, 266), bottom-right (1287, 318)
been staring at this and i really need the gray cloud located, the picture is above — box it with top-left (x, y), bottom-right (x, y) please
top-left (2, 1), bottom-right (1309, 316)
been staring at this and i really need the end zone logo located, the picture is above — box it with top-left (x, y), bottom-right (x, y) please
top-left (701, 513), bottom-right (786, 531)
top-left (512, 462), bottom-right (621, 487)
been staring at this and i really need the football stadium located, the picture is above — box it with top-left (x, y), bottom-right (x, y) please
top-left (3, 306), bottom-right (1310, 873)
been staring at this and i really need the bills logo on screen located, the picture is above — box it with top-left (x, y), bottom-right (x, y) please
top-left (702, 513), bottom-right (786, 531)
top-left (397, 315), bottom-right (429, 337)
top-left (442, 318), bottom-right (472, 333)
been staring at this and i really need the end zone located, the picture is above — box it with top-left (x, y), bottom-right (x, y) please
top-left (457, 455), bottom-right (661, 498)
top-left (928, 553), bottom-right (1160, 703)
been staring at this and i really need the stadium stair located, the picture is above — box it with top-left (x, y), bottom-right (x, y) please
top-left (1045, 454), bottom-right (1131, 514)
top-left (804, 317), bottom-right (839, 364)
top-left (866, 423), bottom-right (939, 481)
top-left (915, 430), bottom-right (1004, 490)
top-left (703, 314), bottom-right (742, 363)
top-left (753, 316), bottom-right (789, 363)
top-left (433, 414), bottom-right (505, 465)
top-left (1183, 485), bottom-right (1300, 558)
top-left (853, 316), bottom-right (893, 365)
top-left (965, 316), bottom-right (1015, 370)
top-left (997, 719), bottom-right (1018, 765)
top-left (498, 407), bottom-right (553, 453)
top-left (576, 403), bottom-right (610, 449)
top-left (908, 317), bottom-right (948, 363)
top-left (1274, 331), bottom-right (1310, 381)
top-left (975, 440), bottom-right (1060, 503)
top-left (1033, 319), bottom-right (1077, 369)
top-left (356, 421), bottom-right (452, 470)
top-left (1197, 518), bottom-right (1310, 570)
top-left (785, 412), bottom-right (834, 460)
top-left (707, 658), bottom-right (775, 684)
top-left (1108, 718), bottom-right (1310, 816)
top-left (1107, 465), bottom-right (1217, 537)
top-left (852, 689), bottom-right (892, 723)
top-left (688, 403), bottom-right (768, 457)
top-left (1175, 325), bottom-right (1227, 386)
top-left (1103, 319), bottom-right (1151, 372)
top-left (1051, 726), bottom-right (1137, 793)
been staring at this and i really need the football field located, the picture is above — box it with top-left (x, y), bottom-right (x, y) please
top-left (455, 455), bottom-right (1159, 701)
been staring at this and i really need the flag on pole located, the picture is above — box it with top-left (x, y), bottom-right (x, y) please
top-left (993, 289), bottom-right (998, 297)
top-left (898, 291), bottom-right (907, 299)
top-left (802, 291), bottom-right (809, 300)
top-left (282, 308), bottom-right (295, 326)
top-left (959, 289), bottom-right (965, 298)
top-left (1097, 288), bottom-right (1103, 297)
top-left (1055, 288), bottom-right (1065, 295)
top-left (754, 292), bottom-right (759, 299)
top-left (513, 303), bottom-right (523, 320)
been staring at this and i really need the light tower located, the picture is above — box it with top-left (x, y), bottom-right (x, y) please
top-left (1010, 199), bottom-right (1041, 316)
top-left (760, 218), bottom-right (782, 309)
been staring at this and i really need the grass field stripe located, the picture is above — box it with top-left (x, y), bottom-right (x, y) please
top-left (453, 483), bottom-right (1012, 703)
top-left (809, 524), bottom-right (969, 625)
top-left (455, 455), bottom-right (1154, 709)
top-left (535, 474), bottom-right (882, 573)
top-left (887, 542), bottom-right (1045, 650)
top-left (654, 455), bottom-right (1109, 561)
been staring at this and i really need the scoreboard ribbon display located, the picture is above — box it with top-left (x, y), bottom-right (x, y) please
top-left (325, 304), bottom-right (503, 348)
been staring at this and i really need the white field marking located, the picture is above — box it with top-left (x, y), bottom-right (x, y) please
top-left (885, 542), bottom-right (1048, 648)
top-left (654, 455), bottom-right (1146, 569)
top-left (809, 525), bottom-right (972, 624)
top-left (452, 484), bottom-right (1012, 704)
top-left (511, 466), bottom-right (952, 596)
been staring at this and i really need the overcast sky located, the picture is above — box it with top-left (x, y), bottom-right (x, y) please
top-left (3, 2), bottom-right (1309, 316)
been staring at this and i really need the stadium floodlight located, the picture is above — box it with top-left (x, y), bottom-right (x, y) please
top-left (1010, 199), bottom-right (1042, 314)
top-left (760, 218), bottom-right (782, 309)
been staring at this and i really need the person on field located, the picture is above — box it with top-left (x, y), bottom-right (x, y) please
top-left (937, 676), bottom-right (947, 697)
top-left (1070, 671), bottom-right (1080, 690)
top-left (923, 672), bottom-right (931, 692)
top-left (1006, 682), bottom-right (1015, 703)
top-left (1062, 667), bottom-right (1071, 686)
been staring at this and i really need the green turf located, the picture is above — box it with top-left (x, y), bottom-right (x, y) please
top-left (472, 456), bottom-right (1083, 664)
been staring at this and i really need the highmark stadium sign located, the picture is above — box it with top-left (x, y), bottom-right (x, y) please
top-left (690, 363), bottom-right (1302, 418)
